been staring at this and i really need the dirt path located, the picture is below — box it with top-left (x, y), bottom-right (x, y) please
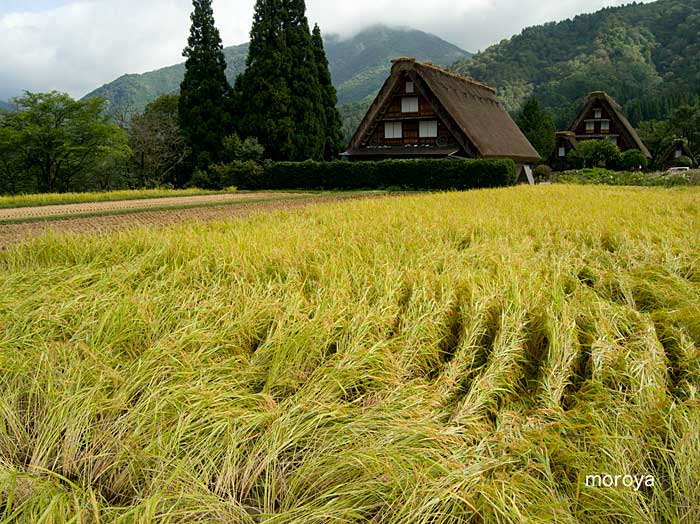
top-left (0, 193), bottom-right (383, 250)
top-left (0, 192), bottom-right (301, 221)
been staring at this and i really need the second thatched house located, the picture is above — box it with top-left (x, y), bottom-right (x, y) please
top-left (342, 58), bottom-right (540, 183)
top-left (658, 139), bottom-right (696, 169)
top-left (567, 91), bottom-right (651, 158)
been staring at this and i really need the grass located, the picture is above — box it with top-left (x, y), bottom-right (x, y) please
top-left (1, 185), bottom-right (699, 523)
top-left (552, 168), bottom-right (700, 186)
top-left (0, 188), bottom-right (227, 209)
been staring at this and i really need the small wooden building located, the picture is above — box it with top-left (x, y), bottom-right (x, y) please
top-left (342, 58), bottom-right (540, 183)
top-left (658, 139), bottom-right (696, 169)
top-left (569, 91), bottom-right (651, 159)
top-left (553, 131), bottom-right (578, 170)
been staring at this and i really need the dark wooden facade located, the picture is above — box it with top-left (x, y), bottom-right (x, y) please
top-left (569, 92), bottom-right (651, 158)
top-left (360, 73), bottom-right (460, 152)
top-left (552, 131), bottom-right (577, 171)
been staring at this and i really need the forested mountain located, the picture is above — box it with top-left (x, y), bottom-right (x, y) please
top-left (83, 43), bottom-right (249, 115)
top-left (453, 0), bottom-right (700, 127)
top-left (83, 25), bottom-right (471, 114)
top-left (0, 100), bottom-right (11, 111)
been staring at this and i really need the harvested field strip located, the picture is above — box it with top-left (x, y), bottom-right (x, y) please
top-left (1, 185), bottom-right (699, 523)
top-left (0, 192), bottom-right (309, 222)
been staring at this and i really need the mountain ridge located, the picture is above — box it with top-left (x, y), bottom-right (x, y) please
top-left (452, 0), bottom-right (699, 127)
top-left (83, 25), bottom-right (471, 114)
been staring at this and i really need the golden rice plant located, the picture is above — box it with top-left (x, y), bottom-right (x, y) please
top-left (1, 184), bottom-right (699, 523)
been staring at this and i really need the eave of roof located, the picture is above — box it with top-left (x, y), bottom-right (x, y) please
top-left (342, 147), bottom-right (461, 157)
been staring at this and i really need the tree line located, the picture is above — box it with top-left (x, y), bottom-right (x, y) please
top-left (0, 0), bottom-right (344, 194)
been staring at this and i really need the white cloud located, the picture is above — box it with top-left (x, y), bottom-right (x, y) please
top-left (0, 0), bottom-right (651, 100)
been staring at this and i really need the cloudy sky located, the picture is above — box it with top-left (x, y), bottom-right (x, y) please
top-left (0, 0), bottom-right (649, 101)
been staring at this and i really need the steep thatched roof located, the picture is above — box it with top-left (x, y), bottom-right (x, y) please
top-left (347, 58), bottom-right (540, 163)
top-left (570, 91), bottom-right (651, 159)
top-left (659, 139), bottom-right (696, 166)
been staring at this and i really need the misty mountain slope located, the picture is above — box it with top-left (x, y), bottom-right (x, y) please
top-left (452, 0), bottom-right (700, 126)
top-left (83, 26), bottom-right (471, 113)
top-left (326, 25), bottom-right (471, 104)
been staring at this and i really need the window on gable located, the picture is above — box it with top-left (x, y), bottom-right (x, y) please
top-left (675, 149), bottom-right (683, 158)
top-left (609, 136), bottom-right (618, 146)
top-left (384, 121), bottom-right (402, 139)
top-left (401, 97), bottom-right (419, 113)
top-left (419, 120), bottom-right (438, 138)
top-left (601, 121), bottom-right (610, 133)
top-left (558, 147), bottom-right (566, 157)
top-left (405, 81), bottom-right (414, 94)
top-left (594, 108), bottom-right (602, 119)
top-left (586, 121), bottom-right (595, 133)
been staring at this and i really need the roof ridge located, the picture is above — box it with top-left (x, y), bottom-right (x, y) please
top-left (391, 57), bottom-right (497, 94)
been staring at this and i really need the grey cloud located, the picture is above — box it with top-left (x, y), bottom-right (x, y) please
top-left (0, 0), bottom-right (652, 101)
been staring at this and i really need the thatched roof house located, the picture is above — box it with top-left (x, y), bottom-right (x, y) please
top-left (342, 58), bottom-right (540, 179)
top-left (658, 139), bottom-right (696, 169)
top-left (552, 131), bottom-right (578, 170)
top-left (570, 91), bottom-right (651, 159)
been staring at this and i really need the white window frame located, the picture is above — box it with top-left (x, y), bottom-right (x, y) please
top-left (384, 121), bottom-right (402, 139)
top-left (675, 149), bottom-right (683, 159)
top-left (405, 81), bottom-right (414, 94)
top-left (586, 121), bottom-right (595, 133)
top-left (401, 97), bottom-right (419, 113)
top-left (601, 120), bottom-right (610, 132)
top-left (594, 108), bottom-right (602, 119)
top-left (558, 147), bottom-right (566, 158)
top-left (609, 136), bottom-right (618, 146)
top-left (419, 120), bottom-right (438, 138)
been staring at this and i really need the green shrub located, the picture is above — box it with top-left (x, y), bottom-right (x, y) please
top-left (226, 158), bottom-right (517, 191)
top-left (675, 155), bottom-right (693, 168)
top-left (189, 169), bottom-right (215, 189)
top-left (190, 161), bottom-right (264, 190)
top-left (552, 168), bottom-right (700, 187)
top-left (533, 165), bottom-right (553, 182)
top-left (567, 139), bottom-right (621, 169)
top-left (221, 134), bottom-right (265, 162)
top-left (620, 149), bottom-right (649, 171)
top-left (209, 161), bottom-right (264, 190)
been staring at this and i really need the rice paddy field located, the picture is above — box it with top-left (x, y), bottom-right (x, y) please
top-left (1, 184), bottom-right (699, 523)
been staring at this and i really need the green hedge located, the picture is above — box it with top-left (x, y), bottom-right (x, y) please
top-left (552, 168), bottom-right (700, 187)
top-left (210, 158), bottom-right (517, 191)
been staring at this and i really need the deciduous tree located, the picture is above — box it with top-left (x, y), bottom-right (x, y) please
top-left (130, 94), bottom-right (189, 187)
top-left (1, 92), bottom-right (129, 193)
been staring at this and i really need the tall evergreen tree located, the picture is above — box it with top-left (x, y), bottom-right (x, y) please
top-left (179, 0), bottom-right (232, 175)
top-left (516, 98), bottom-right (556, 161)
top-left (312, 24), bottom-right (344, 159)
top-left (282, 0), bottom-right (325, 160)
top-left (235, 0), bottom-right (325, 161)
top-left (234, 0), bottom-right (292, 161)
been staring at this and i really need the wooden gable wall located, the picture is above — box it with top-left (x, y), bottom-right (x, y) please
top-left (360, 72), bottom-right (461, 149)
top-left (572, 100), bottom-right (637, 152)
